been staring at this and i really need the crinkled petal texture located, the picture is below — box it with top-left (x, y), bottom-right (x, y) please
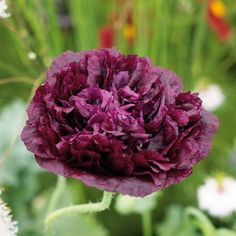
top-left (21, 48), bottom-right (219, 197)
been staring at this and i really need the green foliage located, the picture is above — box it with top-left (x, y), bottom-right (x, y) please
top-left (216, 229), bottom-right (236, 236)
top-left (0, 100), bottom-right (40, 186)
top-left (156, 206), bottom-right (236, 236)
top-left (155, 205), bottom-right (185, 236)
top-left (50, 214), bottom-right (108, 236)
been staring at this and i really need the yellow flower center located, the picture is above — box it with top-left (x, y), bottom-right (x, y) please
top-left (215, 172), bottom-right (226, 192)
top-left (210, 0), bottom-right (226, 18)
top-left (123, 24), bottom-right (136, 41)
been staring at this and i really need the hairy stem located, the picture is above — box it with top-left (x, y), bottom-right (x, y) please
top-left (45, 191), bottom-right (113, 235)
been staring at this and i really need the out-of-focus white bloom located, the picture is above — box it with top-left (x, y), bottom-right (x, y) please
top-left (197, 177), bottom-right (236, 218)
top-left (27, 51), bottom-right (37, 60)
top-left (178, 0), bottom-right (194, 13)
top-left (197, 84), bottom-right (225, 111)
top-left (0, 0), bottom-right (10, 18)
top-left (0, 190), bottom-right (18, 236)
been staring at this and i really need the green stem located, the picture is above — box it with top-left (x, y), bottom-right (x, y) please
top-left (142, 211), bottom-right (152, 236)
top-left (44, 191), bottom-right (113, 234)
top-left (191, 1), bottom-right (207, 81)
top-left (0, 77), bottom-right (34, 86)
top-left (46, 176), bottom-right (66, 214)
top-left (184, 207), bottom-right (215, 236)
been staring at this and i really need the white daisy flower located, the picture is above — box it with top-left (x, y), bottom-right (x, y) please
top-left (0, 0), bottom-right (10, 18)
top-left (0, 190), bottom-right (18, 236)
top-left (197, 84), bottom-right (225, 111)
top-left (197, 176), bottom-right (236, 218)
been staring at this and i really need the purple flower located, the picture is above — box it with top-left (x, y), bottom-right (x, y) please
top-left (21, 48), bottom-right (219, 197)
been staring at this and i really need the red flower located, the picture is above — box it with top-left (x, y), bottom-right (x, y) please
top-left (207, 0), bottom-right (232, 41)
top-left (98, 25), bottom-right (114, 48)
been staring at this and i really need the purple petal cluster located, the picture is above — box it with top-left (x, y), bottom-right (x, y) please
top-left (21, 48), bottom-right (219, 197)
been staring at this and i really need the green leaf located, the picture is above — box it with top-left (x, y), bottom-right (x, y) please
top-left (0, 100), bottom-right (40, 186)
top-left (216, 229), bottom-right (236, 236)
top-left (155, 205), bottom-right (185, 236)
top-left (49, 214), bottom-right (108, 236)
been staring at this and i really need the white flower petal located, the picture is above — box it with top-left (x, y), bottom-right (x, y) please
top-left (197, 177), bottom-right (236, 218)
top-left (0, 0), bottom-right (10, 18)
top-left (0, 192), bottom-right (18, 236)
top-left (197, 84), bottom-right (225, 111)
top-left (27, 51), bottom-right (37, 60)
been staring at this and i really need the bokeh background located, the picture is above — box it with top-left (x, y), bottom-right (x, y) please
top-left (0, 0), bottom-right (236, 235)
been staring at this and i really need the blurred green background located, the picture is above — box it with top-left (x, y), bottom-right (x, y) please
top-left (0, 0), bottom-right (236, 235)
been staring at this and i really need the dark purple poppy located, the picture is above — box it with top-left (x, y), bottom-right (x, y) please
top-left (21, 48), bottom-right (219, 197)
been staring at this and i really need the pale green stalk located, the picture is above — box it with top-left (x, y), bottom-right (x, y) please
top-left (142, 211), bottom-right (152, 236)
top-left (45, 191), bottom-right (113, 235)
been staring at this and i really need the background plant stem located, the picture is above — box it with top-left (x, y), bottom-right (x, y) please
top-left (46, 176), bottom-right (66, 214)
top-left (142, 211), bottom-right (152, 236)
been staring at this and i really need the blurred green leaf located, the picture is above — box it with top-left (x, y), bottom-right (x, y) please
top-left (155, 205), bottom-right (185, 236)
top-left (216, 229), bottom-right (236, 236)
top-left (50, 214), bottom-right (108, 236)
top-left (0, 100), bottom-right (40, 186)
